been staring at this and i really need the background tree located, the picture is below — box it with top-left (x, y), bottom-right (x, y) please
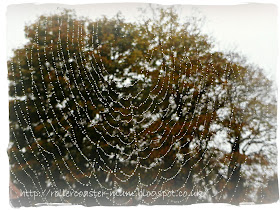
top-left (8, 8), bottom-right (278, 207)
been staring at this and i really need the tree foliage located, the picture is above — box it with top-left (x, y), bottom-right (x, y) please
top-left (8, 8), bottom-right (278, 207)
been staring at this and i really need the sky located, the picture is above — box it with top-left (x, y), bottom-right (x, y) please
top-left (6, 2), bottom-right (278, 81)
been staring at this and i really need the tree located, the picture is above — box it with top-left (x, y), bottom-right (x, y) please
top-left (8, 8), bottom-right (277, 207)
top-left (216, 53), bottom-right (277, 204)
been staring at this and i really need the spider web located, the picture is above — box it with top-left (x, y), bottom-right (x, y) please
top-left (8, 7), bottom-right (278, 207)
